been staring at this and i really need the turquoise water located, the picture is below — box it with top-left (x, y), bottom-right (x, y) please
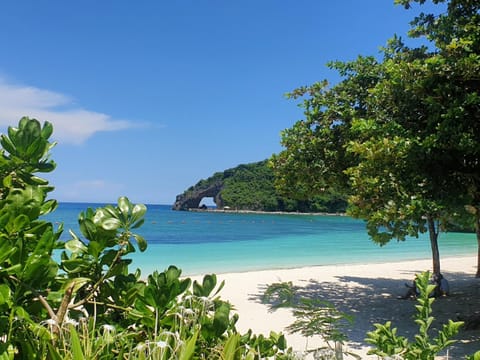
top-left (46, 203), bottom-right (477, 276)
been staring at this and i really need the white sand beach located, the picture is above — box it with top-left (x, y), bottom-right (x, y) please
top-left (199, 256), bottom-right (480, 359)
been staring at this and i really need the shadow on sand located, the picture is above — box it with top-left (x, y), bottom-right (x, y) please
top-left (251, 269), bottom-right (480, 358)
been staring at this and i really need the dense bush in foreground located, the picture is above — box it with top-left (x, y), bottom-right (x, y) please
top-left (0, 118), bottom-right (293, 359)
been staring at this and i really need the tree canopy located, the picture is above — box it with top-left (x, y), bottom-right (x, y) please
top-left (270, 0), bottom-right (480, 276)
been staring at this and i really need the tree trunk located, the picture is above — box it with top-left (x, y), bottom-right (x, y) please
top-left (427, 216), bottom-right (441, 276)
top-left (335, 342), bottom-right (343, 360)
top-left (475, 211), bottom-right (480, 278)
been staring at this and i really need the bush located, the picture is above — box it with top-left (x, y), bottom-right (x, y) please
top-left (366, 271), bottom-right (463, 359)
top-left (0, 117), bottom-right (295, 359)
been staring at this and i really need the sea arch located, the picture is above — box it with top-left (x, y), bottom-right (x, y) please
top-left (172, 180), bottom-right (224, 210)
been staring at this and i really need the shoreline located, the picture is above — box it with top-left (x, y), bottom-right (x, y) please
top-left (194, 255), bottom-right (438, 276)
top-left (192, 256), bottom-right (479, 359)
top-left (176, 252), bottom-right (474, 277)
top-left (186, 208), bottom-right (347, 216)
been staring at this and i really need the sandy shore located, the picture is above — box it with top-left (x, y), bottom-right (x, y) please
top-left (195, 256), bottom-right (480, 359)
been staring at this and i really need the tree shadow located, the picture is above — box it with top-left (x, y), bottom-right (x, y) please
top-left (251, 269), bottom-right (480, 357)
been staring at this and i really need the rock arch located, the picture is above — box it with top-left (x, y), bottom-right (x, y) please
top-left (172, 180), bottom-right (224, 210)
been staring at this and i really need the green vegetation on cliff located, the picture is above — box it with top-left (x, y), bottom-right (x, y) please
top-left (187, 160), bottom-right (348, 213)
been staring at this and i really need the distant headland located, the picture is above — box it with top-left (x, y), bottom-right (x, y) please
top-left (172, 160), bottom-right (347, 214)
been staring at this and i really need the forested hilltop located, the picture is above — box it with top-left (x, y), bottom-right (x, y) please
top-left (173, 160), bottom-right (347, 213)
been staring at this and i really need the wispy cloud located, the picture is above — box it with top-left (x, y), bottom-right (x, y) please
top-left (0, 78), bottom-right (134, 144)
top-left (56, 179), bottom-right (125, 202)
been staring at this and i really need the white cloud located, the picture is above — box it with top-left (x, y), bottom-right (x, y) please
top-left (56, 179), bottom-right (125, 202)
top-left (0, 79), bottom-right (134, 144)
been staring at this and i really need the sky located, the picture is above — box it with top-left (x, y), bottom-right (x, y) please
top-left (0, 1), bottom-right (442, 205)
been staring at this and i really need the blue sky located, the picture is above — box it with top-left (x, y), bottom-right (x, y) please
top-left (0, 1), bottom-right (440, 205)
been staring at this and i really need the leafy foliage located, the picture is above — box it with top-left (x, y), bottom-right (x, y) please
top-left (262, 281), bottom-right (358, 359)
top-left (182, 160), bottom-right (348, 213)
top-left (2, 113), bottom-right (477, 358)
top-left (0, 117), bottom-right (296, 359)
top-left (366, 271), bottom-right (463, 359)
top-left (270, 0), bottom-right (480, 276)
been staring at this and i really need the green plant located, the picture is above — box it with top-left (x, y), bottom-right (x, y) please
top-left (262, 281), bottom-right (297, 309)
top-left (263, 281), bottom-right (358, 360)
top-left (0, 117), bottom-right (62, 358)
top-left (467, 350), bottom-right (480, 360)
top-left (286, 299), bottom-right (357, 360)
top-left (366, 271), bottom-right (463, 359)
top-left (0, 117), bottom-right (293, 359)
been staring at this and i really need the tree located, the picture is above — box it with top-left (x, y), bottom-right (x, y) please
top-left (271, 55), bottom-right (456, 275)
top-left (270, 56), bottom-right (382, 200)
top-left (271, 0), bottom-right (480, 276)
top-left (393, 0), bottom-right (480, 276)
top-left (345, 36), bottom-right (472, 276)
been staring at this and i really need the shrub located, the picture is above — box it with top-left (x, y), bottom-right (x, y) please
top-left (0, 117), bottom-right (294, 359)
top-left (366, 271), bottom-right (463, 359)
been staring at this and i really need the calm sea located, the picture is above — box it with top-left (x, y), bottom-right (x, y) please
top-left (45, 202), bottom-right (477, 276)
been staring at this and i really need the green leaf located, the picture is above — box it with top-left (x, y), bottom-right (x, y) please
top-left (1, 264), bottom-right (21, 276)
top-left (102, 205), bottom-right (119, 219)
top-left (41, 121), bottom-right (53, 139)
top-left (28, 175), bottom-right (48, 185)
top-left (101, 217), bottom-right (121, 231)
top-left (25, 138), bottom-right (42, 158)
top-left (0, 242), bottom-right (17, 264)
top-left (61, 259), bottom-right (90, 274)
top-left (131, 203), bottom-right (147, 223)
top-left (87, 240), bottom-right (104, 258)
top-left (0, 285), bottom-right (12, 307)
top-left (69, 325), bottom-right (85, 360)
top-left (46, 342), bottom-right (63, 360)
top-left (100, 249), bottom-right (118, 266)
top-left (2, 174), bottom-right (12, 188)
top-left (1, 134), bottom-right (17, 155)
top-left (65, 239), bottom-right (88, 254)
top-left (14, 306), bottom-right (31, 321)
top-left (276, 333), bottom-right (287, 351)
top-left (213, 302), bottom-right (231, 337)
top-left (133, 233), bottom-right (147, 252)
top-left (63, 277), bottom-right (91, 293)
top-left (13, 214), bottom-right (30, 232)
top-left (179, 328), bottom-right (199, 360)
top-left (23, 255), bottom-right (57, 285)
top-left (118, 196), bottom-right (131, 218)
top-left (142, 287), bottom-right (159, 308)
top-left (108, 259), bottom-right (130, 276)
top-left (131, 218), bottom-right (145, 229)
top-left (33, 227), bottom-right (56, 255)
top-left (40, 199), bottom-right (58, 215)
top-left (193, 274), bottom-right (218, 297)
top-left (221, 333), bottom-right (241, 360)
top-left (29, 322), bottom-right (53, 341)
top-left (79, 217), bottom-right (96, 239)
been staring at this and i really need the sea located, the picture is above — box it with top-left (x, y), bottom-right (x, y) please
top-left (44, 202), bottom-right (477, 276)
